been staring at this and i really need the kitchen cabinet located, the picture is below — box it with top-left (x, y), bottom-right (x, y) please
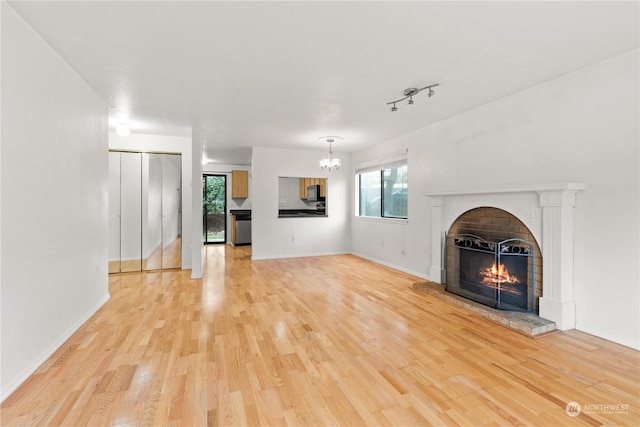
top-left (231, 170), bottom-right (249, 198)
top-left (299, 177), bottom-right (326, 200)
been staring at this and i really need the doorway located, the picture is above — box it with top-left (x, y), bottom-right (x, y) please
top-left (203, 174), bottom-right (227, 244)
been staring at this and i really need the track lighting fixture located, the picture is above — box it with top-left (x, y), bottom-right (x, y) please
top-left (387, 83), bottom-right (439, 112)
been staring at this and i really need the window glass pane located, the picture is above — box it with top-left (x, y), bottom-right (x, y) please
top-left (359, 171), bottom-right (381, 217)
top-left (382, 165), bottom-right (407, 218)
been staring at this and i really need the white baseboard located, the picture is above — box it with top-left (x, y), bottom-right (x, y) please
top-left (251, 251), bottom-right (349, 261)
top-left (250, 250), bottom-right (429, 281)
top-left (1, 293), bottom-right (110, 403)
top-left (349, 252), bottom-right (430, 281)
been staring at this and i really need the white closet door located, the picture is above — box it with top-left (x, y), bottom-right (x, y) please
top-left (119, 152), bottom-right (142, 272)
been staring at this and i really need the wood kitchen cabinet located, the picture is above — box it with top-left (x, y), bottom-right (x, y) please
top-left (299, 178), bottom-right (310, 199)
top-left (299, 177), bottom-right (326, 199)
top-left (230, 214), bottom-right (237, 243)
top-left (231, 170), bottom-right (249, 198)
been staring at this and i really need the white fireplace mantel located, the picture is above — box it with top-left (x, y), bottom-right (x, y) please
top-left (425, 183), bottom-right (586, 330)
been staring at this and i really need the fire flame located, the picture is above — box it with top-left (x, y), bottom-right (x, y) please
top-left (480, 263), bottom-right (520, 285)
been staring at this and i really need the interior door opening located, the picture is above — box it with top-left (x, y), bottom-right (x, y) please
top-left (203, 174), bottom-right (227, 244)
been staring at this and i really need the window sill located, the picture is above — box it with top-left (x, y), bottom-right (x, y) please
top-left (354, 216), bottom-right (408, 225)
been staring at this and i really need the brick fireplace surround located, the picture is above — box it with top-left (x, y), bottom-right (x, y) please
top-left (426, 183), bottom-right (585, 330)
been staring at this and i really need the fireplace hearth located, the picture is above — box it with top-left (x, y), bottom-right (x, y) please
top-left (447, 234), bottom-right (535, 312)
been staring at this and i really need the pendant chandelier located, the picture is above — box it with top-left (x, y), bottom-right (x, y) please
top-left (318, 136), bottom-right (342, 171)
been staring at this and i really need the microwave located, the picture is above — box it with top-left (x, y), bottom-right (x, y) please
top-left (307, 184), bottom-right (322, 202)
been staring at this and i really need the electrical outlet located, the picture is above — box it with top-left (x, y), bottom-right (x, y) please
top-left (291, 236), bottom-right (296, 242)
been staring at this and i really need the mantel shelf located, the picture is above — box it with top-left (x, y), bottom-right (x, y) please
top-left (424, 183), bottom-right (586, 197)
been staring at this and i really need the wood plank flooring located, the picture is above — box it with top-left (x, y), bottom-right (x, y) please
top-left (2, 245), bottom-right (639, 426)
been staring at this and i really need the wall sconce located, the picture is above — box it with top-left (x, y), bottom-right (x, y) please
top-left (387, 83), bottom-right (439, 112)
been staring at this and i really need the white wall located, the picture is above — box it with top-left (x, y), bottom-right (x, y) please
top-left (1, 3), bottom-right (110, 400)
top-left (191, 128), bottom-right (203, 278)
top-left (109, 133), bottom-right (193, 269)
top-left (252, 147), bottom-right (351, 259)
top-left (351, 51), bottom-right (639, 349)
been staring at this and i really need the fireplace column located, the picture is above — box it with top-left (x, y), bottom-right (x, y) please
top-left (429, 195), bottom-right (445, 282)
top-left (537, 189), bottom-right (583, 330)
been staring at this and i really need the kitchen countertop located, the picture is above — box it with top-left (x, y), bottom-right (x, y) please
top-left (278, 209), bottom-right (326, 218)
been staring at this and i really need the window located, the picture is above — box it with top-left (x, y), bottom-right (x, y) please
top-left (356, 151), bottom-right (408, 219)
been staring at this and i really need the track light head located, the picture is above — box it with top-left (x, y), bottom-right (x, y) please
top-left (408, 96), bottom-right (414, 105)
top-left (428, 88), bottom-right (434, 97)
top-left (391, 103), bottom-right (398, 112)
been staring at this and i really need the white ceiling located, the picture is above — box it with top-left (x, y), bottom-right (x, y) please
top-left (9, 1), bottom-right (639, 165)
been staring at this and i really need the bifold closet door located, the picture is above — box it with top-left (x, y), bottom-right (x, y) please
top-left (108, 151), bottom-right (122, 273)
top-left (109, 151), bottom-right (181, 273)
top-left (119, 152), bottom-right (143, 272)
top-left (142, 153), bottom-right (163, 270)
top-left (160, 154), bottom-right (182, 269)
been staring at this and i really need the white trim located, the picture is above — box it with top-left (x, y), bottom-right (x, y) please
top-left (354, 148), bottom-right (408, 173)
top-left (351, 252), bottom-right (429, 281)
top-left (251, 251), bottom-right (349, 261)
top-left (425, 183), bottom-right (586, 197)
top-left (354, 216), bottom-right (408, 225)
top-left (0, 294), bottom-right (110, 403)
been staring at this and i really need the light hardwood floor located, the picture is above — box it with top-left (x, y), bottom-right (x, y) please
top-left (2, 245), bottom-right (639, 426)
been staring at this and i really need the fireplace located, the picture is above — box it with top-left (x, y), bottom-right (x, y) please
top-left (445, 207), bottom-right (541, 313)
top-left (426, 183), bottom-right (585, 330)
top-left (447, 233), bottom-right (536, 312)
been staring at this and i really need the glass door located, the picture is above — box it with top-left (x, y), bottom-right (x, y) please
top-left (203, 174), bottom-right (227, 244)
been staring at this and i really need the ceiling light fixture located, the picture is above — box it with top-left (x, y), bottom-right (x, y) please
top-left (387, 83), bottom-right (439, 112)
top-left (318, 136), bottom-right (342, 171)
top-left (115, 123), bottom-right (130, 136)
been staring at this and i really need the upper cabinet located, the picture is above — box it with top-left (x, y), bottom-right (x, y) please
top-left (299, 177), bottom-right (326, 200)
top-left (231, 170), bottom-right (249, 199)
